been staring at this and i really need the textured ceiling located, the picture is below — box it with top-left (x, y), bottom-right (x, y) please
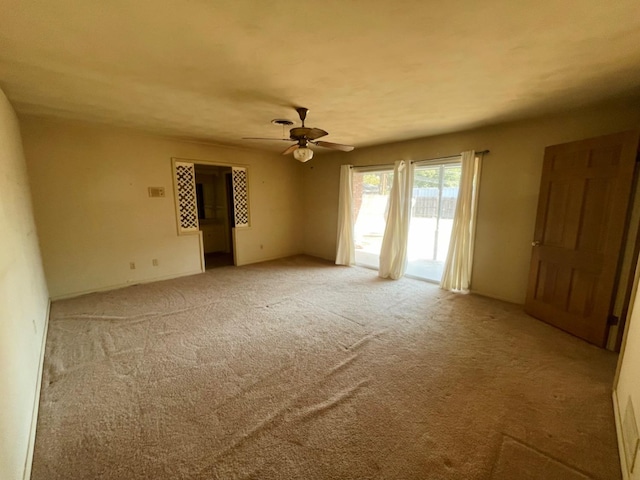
top-left (2, 0), bottom-right (640, 152)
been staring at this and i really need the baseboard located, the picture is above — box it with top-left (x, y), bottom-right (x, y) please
top-left (469, 288), bottom-right (523, 305)
top-left (300, 250), bottom-right (334, 262)
top-left (235, 252), bottom-right (305, 267)
top-left (23, 299), bottom-right (51, 480)
top-left (50, 269), bottom-right (204, 301)
top-left (613, 389), bottom-right (631, 480)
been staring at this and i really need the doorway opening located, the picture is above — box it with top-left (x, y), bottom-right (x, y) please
top-left (195, 164), bottom-right (234, 269)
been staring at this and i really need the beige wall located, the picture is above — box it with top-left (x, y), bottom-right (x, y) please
top-left (7, 96), bottom-right (640, 480)
top-left (0, 90), bottom-right (49, 479)
top-left (303, 104), bottom-right (640, 303)
top-left (20, 116), bottom-right (304, 299)
top-left (615, 267), bottom-right (640, 479)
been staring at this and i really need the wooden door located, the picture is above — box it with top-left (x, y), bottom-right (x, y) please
top-left (525, 131), bottom-right (639, 347)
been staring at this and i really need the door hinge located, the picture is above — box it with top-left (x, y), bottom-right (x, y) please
top-left (608, 314), bottom-right (619, 326)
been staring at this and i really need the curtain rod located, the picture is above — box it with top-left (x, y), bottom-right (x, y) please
top-left (349, 150), bottom-right (490, 169)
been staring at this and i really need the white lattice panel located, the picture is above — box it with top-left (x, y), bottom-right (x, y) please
top-left (232, 167), bottom-right (249, 227)
top-left (174, 161), bottom-right (199, 233)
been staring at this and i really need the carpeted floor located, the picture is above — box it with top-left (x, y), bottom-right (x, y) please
top-left (32, 256), bottom-right (621, 479)
top-left (204, 251), bottom-right (234, 269)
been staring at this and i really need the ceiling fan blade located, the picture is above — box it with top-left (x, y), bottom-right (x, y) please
top-left (242, 137), bottom-right (292, 141)
top-left (313, 141), bottom-right (355, 152)
top-left (281, 144), bottom-right (299, 155)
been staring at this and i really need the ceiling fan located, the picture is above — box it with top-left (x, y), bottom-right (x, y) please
top-left (243, 107), bottom-right (355, 162)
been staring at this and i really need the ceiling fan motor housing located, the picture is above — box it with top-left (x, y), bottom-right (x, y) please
top-left (289, 127), bottom-right (329, 141)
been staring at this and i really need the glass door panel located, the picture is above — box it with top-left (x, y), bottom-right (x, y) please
top-left (406, 163), bottom-right (461, 282)
top-left (352, 170), bottom-right (393, 269)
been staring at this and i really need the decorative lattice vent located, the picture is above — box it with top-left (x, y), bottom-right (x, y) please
top-left (174, 161), bottom-right (199, 233)
top-left (232, 167), bottom-right (249, 227)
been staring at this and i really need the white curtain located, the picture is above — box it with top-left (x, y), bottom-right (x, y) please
top-left (441, 150), bottom-right (482, 292)
top-left (379, 160), bottom-right (415, 279)
top-left (335, 165), bottom-right (355, 266)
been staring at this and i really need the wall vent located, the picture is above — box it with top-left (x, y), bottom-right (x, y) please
top-left (623, 397), bottom-right (640, 473)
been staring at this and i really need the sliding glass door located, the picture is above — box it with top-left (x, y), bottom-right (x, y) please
top-left (406, 162), bottom-right (462, 282)
top-left (352, 169), bottom-right (393, 269)
top-left (351, 161), bottom-right (461, 282)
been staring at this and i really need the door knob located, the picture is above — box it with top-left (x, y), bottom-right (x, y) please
top-left (532, 241), bottom-right (541, 247)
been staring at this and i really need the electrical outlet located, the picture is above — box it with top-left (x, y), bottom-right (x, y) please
top-left (129, 262), bottom-right (136, 270)
top-left (152, 259), bottom-right (159, 266)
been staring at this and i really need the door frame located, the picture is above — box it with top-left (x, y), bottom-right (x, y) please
top-left (171, 157), bottom-right (250, 270)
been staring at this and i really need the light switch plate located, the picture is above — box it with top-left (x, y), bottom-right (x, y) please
top-left (148, 186), bottom-right (165, 197)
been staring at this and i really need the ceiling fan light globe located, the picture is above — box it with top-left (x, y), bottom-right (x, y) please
top-left (293, 147), bottom-right (314, 162)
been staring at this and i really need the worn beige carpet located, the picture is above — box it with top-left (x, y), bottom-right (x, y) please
top-left (32, 256), bottom-right (621, 479)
